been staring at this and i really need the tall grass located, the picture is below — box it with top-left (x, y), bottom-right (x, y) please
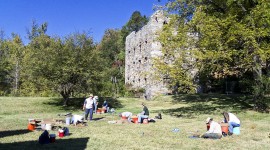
top-left (0, 95), bottom-right (269, 150)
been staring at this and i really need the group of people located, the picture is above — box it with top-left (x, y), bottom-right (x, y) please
top-left (201, 112), bottom-right (241, 139)
top-left (83, 94), bottom-right (109, 121)
top-left (119, 103), bottom-right (149, 123)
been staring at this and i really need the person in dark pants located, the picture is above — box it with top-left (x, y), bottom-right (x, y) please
top-left (83, 94), bottom-right (94, 121)
top-left (201, 117), bottom-right (222, 139)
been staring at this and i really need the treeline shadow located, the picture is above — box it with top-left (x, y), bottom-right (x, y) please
top-left (0, 137), bottom-right (89, 150)
top-left (154, 94), bottom-right (254, 118)
top-left (43, 97), bottom-right (123, 111)
top-left (0, 129), bottom-right (30, 138)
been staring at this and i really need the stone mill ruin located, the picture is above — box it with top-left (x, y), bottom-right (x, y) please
top-left (125, 11), bottom-right (170, 99)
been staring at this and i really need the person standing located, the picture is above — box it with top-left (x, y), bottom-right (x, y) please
top-left (201, 117), bottom-right (222, 139)
top-left (93, 96), bottom-right (99, 113)
top-left (222, 112), bottom-right (240, 135)
top-left (83, 94), bottom-right (94, 121)
top-left (137, 103), bottom-right (149, 123)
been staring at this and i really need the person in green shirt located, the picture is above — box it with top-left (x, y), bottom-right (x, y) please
top-left (138, 103), bottom-right (149, 123)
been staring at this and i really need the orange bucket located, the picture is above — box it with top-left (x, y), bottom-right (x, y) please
top-left (28, 123), bottom-right (35, 131)
top-left (132, 116), bottom-right (138, 124)
top-left (220, 123), bottom-right (229, 134)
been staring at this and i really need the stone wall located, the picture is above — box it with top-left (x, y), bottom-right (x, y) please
top-left (125, 11), bottom-right (169, 99)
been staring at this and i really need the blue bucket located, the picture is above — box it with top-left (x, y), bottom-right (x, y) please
top-left (233, 127), bottom-right (240, 135)
top-left (66, 117), bottom-right (71, 125)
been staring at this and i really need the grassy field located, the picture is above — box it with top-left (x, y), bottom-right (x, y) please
top-left (0, 95), bottom-right (269, 150)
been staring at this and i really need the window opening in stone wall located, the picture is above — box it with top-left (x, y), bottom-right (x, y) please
top-left (145, 57), bottom-right (148, 61)
top-left (163, 21), bottom-right (167, 25)
top-left (138, 60), bottom-right (141, 63)
top-left (138, 79), bottom-right (140, 82)
top-left (139, 44), bottom-right (141, 52)
top-left (155, 17), bottom-right (158, 22)
top-left (144, 78), bottom-right (147, 82)
top-left (133, 62), bottom-right (135, 64)
top-left (133, 80), bottom-right (135, 83)
top-left (134, 48), bottom-right (135, 53)
top-left (127, 77), bottom-right (129, 80)
top-left (145, 40), bottom-right (148, 44)
top-left (128, 51), bottom-right (130, 53)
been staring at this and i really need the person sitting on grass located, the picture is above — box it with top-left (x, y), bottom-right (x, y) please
top-left (119, 112), bottom-right (133, 122)
top-left (137, 103), bottom-right (149, 123)
top-left (102, 100), bottom-right (108, 112)
top-left (201, 117), bottom-right (222, 139)
top-left (222, 112), bottom-right (240, 135)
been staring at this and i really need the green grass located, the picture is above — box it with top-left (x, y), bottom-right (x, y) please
top-left (0, 95), bottom-right (269, 150)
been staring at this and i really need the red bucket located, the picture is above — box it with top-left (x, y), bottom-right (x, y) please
top-left (50, 134), bottom-right (56, 143)
top-left (58, 132), bottom-right (64, 138)
top-left (206, 123), bottom-right (210, 131)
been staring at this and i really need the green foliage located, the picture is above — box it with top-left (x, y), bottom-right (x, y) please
top-left (157, 0), bottom-right (270, 100)
top-left (122, 11), bottom-right (149, 33)
top-left (21, 31), bottom-right (102, 105)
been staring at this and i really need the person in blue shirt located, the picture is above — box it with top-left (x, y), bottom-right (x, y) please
top-left (102, 100), bottom-right (109, 112)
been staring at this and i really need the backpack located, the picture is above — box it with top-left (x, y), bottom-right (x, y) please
top-left (38, 130), bottom-right (50, 144)
top-left (63, 127), bottom-right (69, 136)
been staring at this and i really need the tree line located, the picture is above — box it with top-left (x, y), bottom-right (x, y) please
top-left (0, 11), bottom-right (148, 105)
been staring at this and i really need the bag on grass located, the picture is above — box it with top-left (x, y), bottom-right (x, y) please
top-left (38, 130), bottom-right (50, 144)
top-left (63, 127), bottom-right (69, 136)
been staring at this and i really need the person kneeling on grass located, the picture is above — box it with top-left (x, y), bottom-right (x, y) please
top-left (201, 117), bottom-right (222, 139)
top-left (222, 112), bottom-right (240, 135)
top-left (119, 112), bottom-right (133, 122)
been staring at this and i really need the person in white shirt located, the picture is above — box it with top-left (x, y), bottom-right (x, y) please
top-left (201, 117), bottom-right (222, 139)
top-left (83, 94), bottom-right (94, 121)
top-left (223, 112), bottom-right (240, 135)
top-left (119, 112), bottom-right (133, 122)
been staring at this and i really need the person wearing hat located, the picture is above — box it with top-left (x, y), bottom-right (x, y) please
top-left (201, 117), bottom-right (222, 139)
top-left (137, 103), bottom-right (149, 123)
top-left (83, 94), bottom-right (94, 121)
top-left (222, 112), bottom-right (240, 135)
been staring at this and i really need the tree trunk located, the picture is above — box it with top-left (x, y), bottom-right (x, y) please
top-left (59, 83), bottom-right (73, 106)
top-left (63, 96), bottom-right (69, 106)
top-left (252, 54), bottom-right (264, 110)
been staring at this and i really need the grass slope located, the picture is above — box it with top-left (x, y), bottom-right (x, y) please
top-left (0, 95), bottom-right (269, 150)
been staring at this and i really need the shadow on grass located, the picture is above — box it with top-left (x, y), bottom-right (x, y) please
top-left (0, 129), bottom-right (30, 138)
top-left (0, 137), bottom-right (89, 150)
top-left (92, 117), bottom-right (104, 121)
top-left (43, 97), bottom-right (123, 111)
top-left (154, 94), bottom-right (254, 118)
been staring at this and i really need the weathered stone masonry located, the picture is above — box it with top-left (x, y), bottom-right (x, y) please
top-left (125, 11), bottom-right (169, 99)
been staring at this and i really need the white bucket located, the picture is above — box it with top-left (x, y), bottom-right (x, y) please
top-left (45, 124), bottom-right (52, 130)
top-left (66, 117), bottom-right (71, 125)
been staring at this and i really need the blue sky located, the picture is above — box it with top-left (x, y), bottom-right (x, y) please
top-left (0, 0), bottom-right (166, 44)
